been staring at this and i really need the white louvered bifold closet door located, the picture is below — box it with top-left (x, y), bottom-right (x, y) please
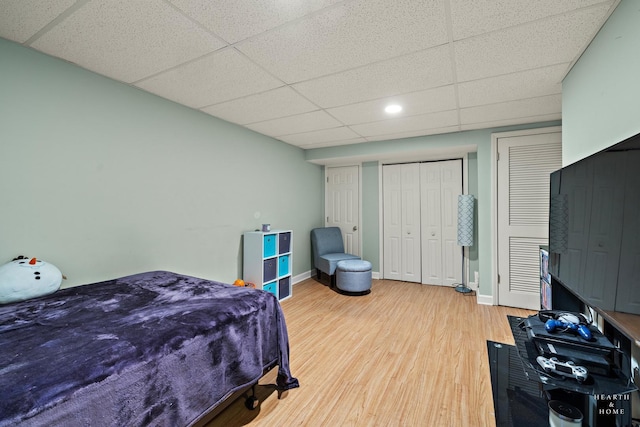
top-left (497, 131), bottom-right (562, 309)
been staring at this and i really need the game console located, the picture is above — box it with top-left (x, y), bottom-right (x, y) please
top-left (523, 315), bottom-right (615, 354)
top-left (536, 356), bottom-right (588, 383)
top-left (534, 339), bottom-right (612, 376)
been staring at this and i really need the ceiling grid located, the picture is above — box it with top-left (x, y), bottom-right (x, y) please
top-left (0, 0), bottom-right (619, 148)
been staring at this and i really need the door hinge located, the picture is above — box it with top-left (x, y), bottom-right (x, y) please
top-left (497, 274), bottom-right (501, 284)
top-left (497, 152), bottom-right (500, 161)
top-left (326, 176), bottom-right (329, 183)
top-left (326, 216), bottom-right (329, 222)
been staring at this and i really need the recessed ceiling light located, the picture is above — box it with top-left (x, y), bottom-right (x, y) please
top-left (385, 104), bottom-right (402, 114)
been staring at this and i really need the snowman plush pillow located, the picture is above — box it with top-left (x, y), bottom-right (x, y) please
top-left (0, 256), bottom-right (63, 304)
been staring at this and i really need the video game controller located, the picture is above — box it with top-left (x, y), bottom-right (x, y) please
top-left (545, 319), bottom-right (593, 340)
top-left (536, 355), bottom-right (588, 383)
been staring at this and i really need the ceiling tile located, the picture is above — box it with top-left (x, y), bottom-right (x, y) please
top-left (236, 0), bottom-right (448, 83)
top-left (460, 94), bottom-right (562, 125)
top-left (293, 137), bottom-right (368, 149)
top-left (454, 3), bottom-right (614, 82)
top-left (293, 45), bottom-right (453, 108)
top-left (2, 0), bottom-right (618, 149)
top-left (0, 0), bottom-right (76, 43)
top-left (135, 48), bottom-right (284, 109)
top-left (460, 114), bottom-right (562, 131)
top-left (30, 0), bottom-right (226, 83)
top-left (202, 87), bottom-right (319, 125)
top-left (327, 85), bottom-right (457, 125)
top-left (365, 125), bottom-right (461, 141)
top-left (458, 64), bottom-right (566, 108)
top-left (169, 0), bottom-right (343, 44)
top-left (246, 110), bottom-right (343, 137)
top-left (278, 127), bottom-right (365, 147)
top-left (351, 110), bottom-right (459, 137)
top-left (450, 0), bottom-right (615, 40)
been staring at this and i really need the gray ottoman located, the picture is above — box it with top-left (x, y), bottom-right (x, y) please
top-left (336, 259), bottom-right (372, 295)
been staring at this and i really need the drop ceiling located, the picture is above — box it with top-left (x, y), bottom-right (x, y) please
top-left (0, 0), bottom-right (618, 149)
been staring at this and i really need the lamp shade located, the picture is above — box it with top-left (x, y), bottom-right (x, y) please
top-left (457, 194), bottom-right (475, 247)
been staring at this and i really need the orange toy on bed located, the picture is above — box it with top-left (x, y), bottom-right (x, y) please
top-left (233, 279), bottom-right (255, 288)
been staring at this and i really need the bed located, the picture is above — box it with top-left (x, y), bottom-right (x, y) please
top-left (0, 270), bottom-right (299, 426)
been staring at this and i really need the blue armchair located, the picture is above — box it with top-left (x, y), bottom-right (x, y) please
top-left (310, 227), bottom-right (360, 284)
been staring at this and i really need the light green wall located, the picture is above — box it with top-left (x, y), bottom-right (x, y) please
top-left (0, 38), bottom-right (324, 287)
top-left (562, 0), bottom-right (640, 165)
top-left (361, 161), bottom-right (380, 269)
top-left (307, 123), bottom-right (559, 296)
top-left (8, 14), bottom-right (612, 297)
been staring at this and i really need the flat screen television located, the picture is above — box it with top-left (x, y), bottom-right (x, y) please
top-left (548, 132), bottom-right (640, 315)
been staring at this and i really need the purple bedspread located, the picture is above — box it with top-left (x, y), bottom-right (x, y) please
top-left (0, 271), bottom-right (299, 426)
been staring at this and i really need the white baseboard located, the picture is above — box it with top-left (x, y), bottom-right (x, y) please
top-left (295, 270), bottom-right (496, 307)
top-left (292, 271), bottom-right (312, 285)
top-left (296, 270), bottom-right (492, 305)
top-left (476, 293), bottom-right (494, 305)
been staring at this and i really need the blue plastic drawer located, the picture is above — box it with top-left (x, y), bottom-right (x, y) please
top-left (263, 258), bottom-right (277, 282)
top-left (278, 255), bottom-right (290, 277)
top-left (279, 232), bottom-right (291, 254)
top-left (263, 234), bottom-right (276, 258)
top-left (278, 277), bottom-right (290, 300)
top-left (263, 281), bottom-right (277, 296)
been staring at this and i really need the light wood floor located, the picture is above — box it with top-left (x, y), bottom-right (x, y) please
top-left (206, 278), bottom-right (534, 427)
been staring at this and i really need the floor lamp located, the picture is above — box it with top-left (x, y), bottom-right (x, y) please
top-left (455, 194), bottom-right (475, 293)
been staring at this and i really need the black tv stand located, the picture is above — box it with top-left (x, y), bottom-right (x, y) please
top-left (488, 313), bottom-right (637, 426)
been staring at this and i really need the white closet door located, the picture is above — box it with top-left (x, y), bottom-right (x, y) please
top-left (401, 163), bottom-right (421, 282)
top-left (439, 160), bottom-right (463, 287)
top-left (326, 165), bottom-right (360, 256)
top-left (420, 162), bottom-right (443, 284)
top-left (497, 131), bottom-right (562, 309)
top-left (383, 165), bottom-right (403, 280)
top-left (383, 164), bottom-right (421, 282)
top-left (420, 160), bottom-right (462, 286)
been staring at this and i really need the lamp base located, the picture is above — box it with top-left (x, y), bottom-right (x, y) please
top-left (455, 284), bottom-right (473, 293)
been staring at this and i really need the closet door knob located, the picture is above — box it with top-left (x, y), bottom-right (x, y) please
top-left (353, 226), bottom-right (358, 231)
